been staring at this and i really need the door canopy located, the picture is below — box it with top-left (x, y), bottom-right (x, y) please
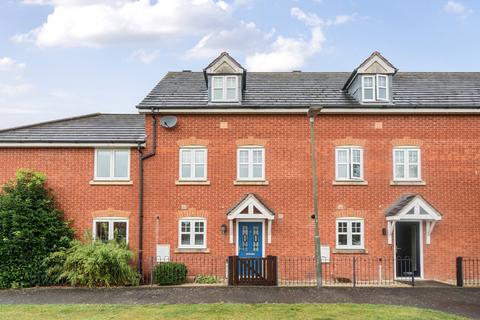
top-left (385, 194), bottom-right (442, 245)
top-left (226, 193), bottom-right (275, 244)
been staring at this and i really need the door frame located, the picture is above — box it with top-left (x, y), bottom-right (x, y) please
top-left (393, 220), bottom-right (424, 280)
top-left (235, 219), bottom-right (265, 258)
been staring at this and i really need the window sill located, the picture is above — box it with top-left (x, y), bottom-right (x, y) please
top-left (234, 180), bottom-right (269, 186)
top-left (89, 180), bottom-right (133, 186)
top-left (174, 248), bottom-right (210, 254)
top-left (390, 180), bottom-right (426, 186)
top-left (175, 180), bottom-right (211, 186)
top-left (332, 180), bottom-right (368, 186)
top-left (333, 248), bottom-right (368, 254)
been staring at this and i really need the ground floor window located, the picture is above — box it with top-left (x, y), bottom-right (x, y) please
top-left (178, 218), bottom-right (206, 248)
top-left (336, 218), bottom-right (364, 249)
top-left (93, 218), bottom-right (128, 244)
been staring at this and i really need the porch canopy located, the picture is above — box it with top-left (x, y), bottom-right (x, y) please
top-left (226, 193), bottom-right (275, 244)
top-left (385, 194), bottom-right (442, 245)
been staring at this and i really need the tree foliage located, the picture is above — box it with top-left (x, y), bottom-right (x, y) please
top-left (0, 169), bottom-right (73, 288)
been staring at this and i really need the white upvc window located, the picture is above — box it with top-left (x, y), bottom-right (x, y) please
top-left (376, 75), bottom-right (388, 101)
top-left (335, 147), bottom-right (364, 181)
top-left (362, 75), bottom-right (375, 102)
top-left (178, 218), bottom-right (206, 249)
top-left (336, 218), bottom-right (364, 249)
top-left (237, 147), bottom-right (265, 181)
top-left (179, 147), bottom-right (207, 181)
top-left (93, 218), bottom-right (128, 244)
top-left (393, 148), bottom-right (421, 181)
top-left (211, 76), bottom-right (238, 102)
top-left (95, 149), bottom-right (130, 181)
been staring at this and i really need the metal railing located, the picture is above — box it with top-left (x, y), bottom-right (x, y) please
top-left (457, 257), bottom-right (480, 287)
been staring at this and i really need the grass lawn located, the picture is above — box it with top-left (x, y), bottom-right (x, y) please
top-left (0, 304), bottom-right (466, 320)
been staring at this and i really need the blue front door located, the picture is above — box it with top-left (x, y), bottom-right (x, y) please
top-left (238, 222), bottom-right (263, 258)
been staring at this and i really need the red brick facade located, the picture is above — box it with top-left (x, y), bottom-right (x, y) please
top-left (1, 113), bottom-right (479, 281)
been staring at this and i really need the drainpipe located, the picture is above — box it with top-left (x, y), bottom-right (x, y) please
top-left (309, 106), bottom-right (323, 288)
top-left (137, 112), bottom-right (157, 274)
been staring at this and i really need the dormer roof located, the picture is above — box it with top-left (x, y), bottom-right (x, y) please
top-left (343, 51), bottom-right (398, 90)
top-left (204, 52), bottom-right (245, 75)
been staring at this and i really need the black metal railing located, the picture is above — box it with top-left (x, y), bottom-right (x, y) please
top-left (457, 257), bottom-right (480, 287)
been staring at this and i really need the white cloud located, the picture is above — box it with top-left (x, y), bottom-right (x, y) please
top-left (14, 0), bottom-right (232, 47)
top-left (132, 49), bottom-right (160, 64)
top-left (443, 1), bottom-right (473, 17)
top-left (0, 57), bottom-right (26, 72)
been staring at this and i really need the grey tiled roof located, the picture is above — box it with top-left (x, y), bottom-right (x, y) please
top-left (137, 72), bottom-right (480, 109)
top-left (385, 194), bottom-right (416, 217)
top-left (0, 113), bottom-right (145, 144)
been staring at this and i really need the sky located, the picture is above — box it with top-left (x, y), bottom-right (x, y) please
top-left (0, 0), bottom-right (479, 129)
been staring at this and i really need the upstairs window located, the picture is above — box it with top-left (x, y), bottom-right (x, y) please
top-left (95, 149), bottom-right (130, 181)
top-left (335, 147), bottom-right (364, 181)
top-left (393, 148), bottom-right (421, 181)
top-left (179, 148), bottom-right (207, 181)
top-left (361, 75), bottom-right (389, 102)
top-left (336, 219), bottom-right (364, 249)
top-left (212, 76), bottom-right (238, 102)
top-left (237, 147), bottom-right (265, 181)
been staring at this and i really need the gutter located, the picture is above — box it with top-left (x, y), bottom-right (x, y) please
top-left (137, 112), bottom-right (157, 274)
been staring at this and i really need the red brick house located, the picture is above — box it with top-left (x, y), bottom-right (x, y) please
top-left (0, 52), bottom-right (479, 283)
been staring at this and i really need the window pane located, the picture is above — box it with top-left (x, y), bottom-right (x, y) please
top-left (364, 88), bottom-right (373, 100)
top-left (181, 164), bottom-right (191, 178)
top-left (378, 87), bottom-right (387, 99)
top-left (337, 150), bottom-right (348, 163)
top-left (338, 222), bottom-right (347, 233)
top-left (352, 164), bottom-right (361, 178)
top-left (96, 221), bottom-right (109, 242)
top-left (96, 150), bottom-right (111, 178)
top-left (252, 164), bottom-right (262, 178)
top-left (253, 150), bottom-right (263, 163)
top-left (395, 150), bottom-right (404, 164)
top-left (226, 77), bottom-right (236, 88)
top-left (338, 234), bottom-right (347, 246)
top-left (352, 149), bottom-right (361, 163)
top-left (113, 222), bottom-right (127, 243)
top-left (409, 165), bottom-right (418, 178)
top-left (352, 222), bottom-right (361, 233)
top-left (213, 77), bottom-right (223, 88)
top-left (194, 234), bottom-right (204, 245)
top-left (239, 164), bottom-right (249, 178)
top-left (213, 88), bottom-right (223, 100)
top-left (239, 150), bottom-right (249, 163)
top-left (395, 165), bottom-right (405, 178)
top-left (352, 234), bottom-right (361, 246)
top-left (408, 150), bottom-right (418, 163)
top-left (195, 222), bottom-right (204, 233)
top-left (364, 77), bottom-right (373, 87)
top-left (194, 150), bottom-right (205, 164)
top-left (114, 150), bottom-right (129, 178)
top-left (194, 164), bottom-right (204, 178)
top-left (378, 76), bottom-right (387, 87)
top-left (226, 88), bottom-right (236, 100)
top-left (181, 150), bottom-right (191, 163)
top-left (181, 234), bottom-right (190, 245)
top-left (181, 221), bottom-right (190, 232)
top-left (337, 164), bottom-right (348, 179)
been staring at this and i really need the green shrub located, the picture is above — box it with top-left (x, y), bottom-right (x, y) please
top-left (194, 275), bottom-right (218, 284)
top-left (0, 170), bottom-right (73, 288)
top-left (56, 240), bottom-right (140, 287)
top-left (155, 262), bottom-right (187, 285)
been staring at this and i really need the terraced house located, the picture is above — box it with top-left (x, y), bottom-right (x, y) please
top-left (0, 51), bottom-right (479, 284)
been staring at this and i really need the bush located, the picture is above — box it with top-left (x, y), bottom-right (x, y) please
top-left (0, 170), bottom-right (73, 288)
top-left (194, 275), bottom-right (218, 284)
top-left (56, 240), bottom-right (140, 287)
top-left (155, 262), bottom-right (187, 285)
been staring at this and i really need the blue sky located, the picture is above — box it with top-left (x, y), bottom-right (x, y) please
top-left (0, 0), bottom-right (479, 128)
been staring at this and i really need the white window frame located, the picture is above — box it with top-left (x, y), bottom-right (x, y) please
top-left (335, 147), bottom-right (364, 181)
top-left (211, 75), bottom-right (238, 102)
top-left (94, 149), bottom-right (130, 181)
top-left (178, 218), bottom-right (207, 249)
top-left (376, 74), bottom-right (388, 101)
top-left (393, 147), bottom-right (421, 181)
top-left (92, 217), bottom-right (129, 244)
top-left (336, 218), bottom-right (364, 250)
top-left (236, 147), bottom-right (265, 181)
top-left (361, 75), bottom-right (375, 102)
top-left (179, 147), bottom-right (208, 181)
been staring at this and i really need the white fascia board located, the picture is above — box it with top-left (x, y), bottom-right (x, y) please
top-left (0, 142), bottom-right (144, 148)
top-left (139, 108), bottom-right (309, 114)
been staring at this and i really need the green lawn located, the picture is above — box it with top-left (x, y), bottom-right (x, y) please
top-left (0, 304), bottom-right (466, 320)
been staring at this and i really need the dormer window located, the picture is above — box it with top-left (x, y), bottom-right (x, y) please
top-left (361, 75), bottom-right (389, 103)
top-left (212, 76), bottom-right (238, 102)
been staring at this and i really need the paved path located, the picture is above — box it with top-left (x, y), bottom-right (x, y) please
top-left (0, 287), bottom-right (479, 319)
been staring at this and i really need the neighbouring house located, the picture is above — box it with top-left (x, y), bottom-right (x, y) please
top-left (0, 51), bottom-right (479, 283)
